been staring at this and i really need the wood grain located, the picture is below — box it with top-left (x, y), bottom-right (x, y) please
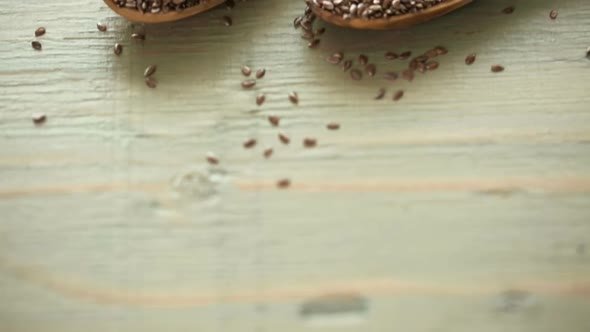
top-left (1, 0), bottom-right (590, 331)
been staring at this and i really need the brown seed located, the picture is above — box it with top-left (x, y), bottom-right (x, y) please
top-left (350, 69), bottom-right (362, 81)
top-left (359, 54), bottom-right (368, 66)
top-left (97, 23), bottom-right (107, 32)
top-left (434, 46), bottom-right (449, 55)
top-left (303, 137), bottom-right (317, 148)
top-left (424, 48), bottom-right (439, 58)
top-left (401, 69), bottom-right (414, 82)
top-left (393, 90), bottom-right (405, 101)
top-left (409, 60), bottom-right (419, 71)
top-left (276, 178), bottom-right (291, 189)
top-left (32, 113), bottom-right (46, 125)
top-left (425, 61), bottom-right (439, 70)
top-left (288, 91), bottom-right (299, 105)
top-left (294, 16), bottom-right (303, 28)
top-left (263, 147), bottom-right (273, 158)
top-left (222, 16), bottom-right (233, 26)
top-left (502, 6), bottom-right (515, 14)
top-left (255, 68), bottom-right (266, 79)
top-left (301, 30), bottom-right (315, 40)
top-left (374, 88), bottom-right (386, 100)
top-left (465, 53), bottom-right (477, 65)
top-left (549, 9), bottom-right (558, 20)
top-left (206, 152), bottom-right (219, 165)
top-left (144, 64), bottom-right (157, 77)
top-left (316, 27), bottom-right (326, 36)
top-left (326, 122), bottom-right (340, 130)
top-left (413, 55), bottom-right (429, 63)
top-left (278, 132), bottom-right (290, 144)
top-left (399, 51), bottom-right (412, 60)
top-left (365, 64), bottom-right (377, 77)
top-left (256, 94), bottom-right (266, 106)
top-left (308, 39), bottom-right (320, 48)
top-left (131, 32), bottom-right (145, 40)
top-left (491, 65), bottom-right (505, 73)
top-left (145, 76), bottom-right (157, 88)
top-left (241, 65), bottom-right (252, 77)
top-left (342, 59), bottom-right (353, 72)
top-left (241, 79), bottom-right (256, 89)
top-left (31, 41), bottom-right (42, 50)
top-left (226, 0), bottom-right (235, 9)
top-left (113, 43), bottom-right (123, 56)
top-left (35, 27), bottom-right (46, 37)
top-left (243, 138), bottom-right (257, 149)
top-left (267, 115), bottom-right (280, 127)
top-left (383, 71), bottom-right (399, 81)
top-left (327, 52), bottom-right (343, 64)
top-left (586, 47), bottom-right (590, 59)
top-left (416, 62), bottom-right (427, 73)
top-left (385, 52), bottom-right (398, 60)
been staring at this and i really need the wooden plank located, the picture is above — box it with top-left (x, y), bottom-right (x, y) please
top-left (1, 0), bottom-right (589, 331)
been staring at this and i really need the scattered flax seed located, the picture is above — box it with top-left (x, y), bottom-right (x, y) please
top-left (32, 113), bottom-right (46, 125)
top-left (288, 91), bottom-right (299, 105)
top-left (278, 132), bottom-right (290, 144)
top-left (131, 32), bottom-right (145, 40)
top-left (308, 39), bottom-right (320, 48)
top-left (383, 71), bottom-right (399, 81)
top-left (434, 46), bottom-right (449, 55)
top-left (424, 48), bottom-right (439, 58)
top-left (374, 88), bottom-right (386, 100)
top-left (301, 30), bottom-right (314, 40)
top-left (256, 68), bottom-right (266, 79)
top-left (342, 59), bottom-right (353, 72)
top-left (294, 16), bottom-right (303, 28)
top-left (243, 138), bottom-right (257, 149)
top-left (145, 77), bottom-right (158, 88)
top-left (491, 65), bottom-right (505, 73)
top-left (399, 51), bottom-right (412, 60)
top-left (549, 9), bottom-right (558, 20)
top-left (256, 94), bottom-right (266, 106)
top-left (393, 90), bottom-right (405, 101)
top-left (226, 0), bottom-right (235, 9)
top-left (303, 137), bottom-right (317, 148)
top-left (263, 147), bottom-right (273, 158)
top-left (401, 69), bottom-right (414, 82)
top-left (502, 6), bottom-right (515, 14)
top-left (31, 41), bottom-right (42, 50)
top-left (327, 52), bottom-right (343, 64)
top-left (267, 115), bottom-right (280, 127)
top-left (316, 27), bottom-right (326, 36)
top-left (222, 16), bottom-right (233, 26)
top-left (326, 122), bottom-right (340, 130)
top-left (365, 64), bottom-right (377, 77)
top-left (385, 52), bottom-right (398, 60)
top-left (350, 69), bottom-right (362, 81)
top-left (277, 178), bottom-right (291, 189)
top-left (426, 61), bottom-right (439, 70)
top-left (241, 65), bottom-right (252, 77)
top-left (144, 65), bottom-right (157, 77)
top-left (206, 152), bottom-right (219, 165)
top-left (586, 47), bottom-right (590, 59)
top-left (359, 54), bottom-right (368, 66)
top-left (35, 27), bottom-right (46, 37)
top-left (97, 23), bottom-right (107, 32)
top-left (113, 43), bottom-right (123, 56)
top-left (465, 53), bottom-right (477, 65)
top-left (242, 79), bottom-right (256, 88)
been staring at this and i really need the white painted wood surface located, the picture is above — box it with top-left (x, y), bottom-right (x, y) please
top-left (1, 0), bottom-right (589, 331)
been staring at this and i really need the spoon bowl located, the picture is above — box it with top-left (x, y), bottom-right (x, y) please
top-left (103, 0), bottom-right (225, 23)
top-left (310, 0), bottom-right (473, 30)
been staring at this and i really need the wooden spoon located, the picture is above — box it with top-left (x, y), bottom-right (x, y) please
top-left (310, 0), bottom-right (473, 30)
top-left (103, 0), bottom-right (225, 23)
